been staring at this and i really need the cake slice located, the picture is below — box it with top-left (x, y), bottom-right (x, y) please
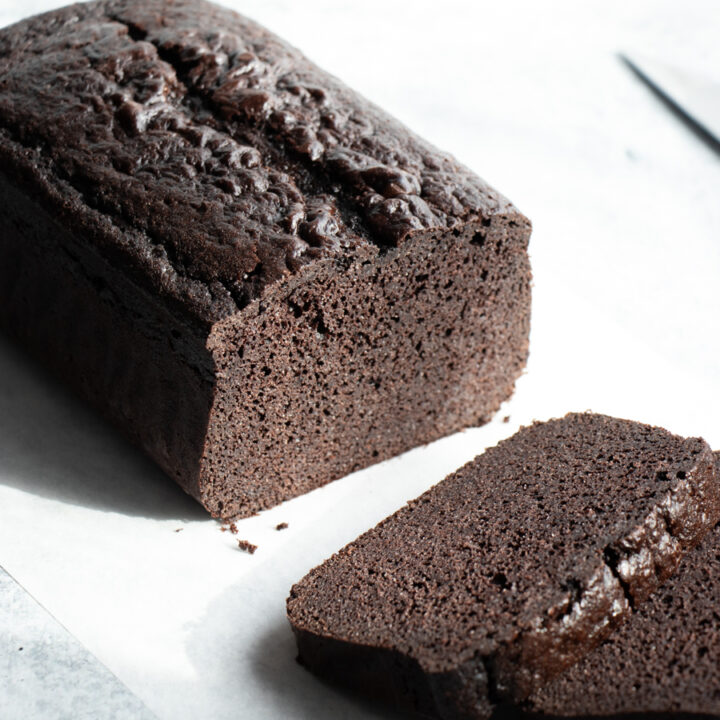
top-left (0, 0), bottom-right (531, 518)
top-left (286, 414), bottom-right (719, 719)
top-left (520, 453), bottom-right (720, 718)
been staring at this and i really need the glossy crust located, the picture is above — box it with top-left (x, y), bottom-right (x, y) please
top-left (0, 0), bottom-right (517, 324)
top-left (287, 414), bottom-right (720, 719)
top-left (519, 455), bottom-right (720, 718)
top-left (0, 0), bottom-right (531, 516)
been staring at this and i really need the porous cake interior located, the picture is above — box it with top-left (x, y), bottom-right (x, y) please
top-left (287, 414), bottom-right (716, 706)
top-left (201, 214), bottom-right (530, 518)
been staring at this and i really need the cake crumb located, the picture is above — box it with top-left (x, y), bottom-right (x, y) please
top-left (229, 523), bottom-right (238, 534)
top-left (174, 528), bottom-right (183, 533)
top-left (503, 415), bottom-right (510, 423)
top-left (276, 522), bottom-right (289, 531)
top-left (237, 540), bottom-right (257, 554)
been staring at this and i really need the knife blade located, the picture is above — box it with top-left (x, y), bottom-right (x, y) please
top-left (621, 52), bottom-right (720, 153)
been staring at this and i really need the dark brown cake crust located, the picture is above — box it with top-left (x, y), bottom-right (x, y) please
top-left (287, 414), bottom-right (720, 719)
top-left (519, 455), bottom-right (720, 718)
top-left (0, 0), bottom-right (531, 517)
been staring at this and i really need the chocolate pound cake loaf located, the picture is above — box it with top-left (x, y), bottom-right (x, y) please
top-left (520, 455), bottom-right (720, 718)
top-left (0, 0), bottom-right (531, 517)
top-left (287, 414), bottom-right (719, 719)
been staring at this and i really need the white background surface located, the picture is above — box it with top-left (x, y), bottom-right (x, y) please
top-left (0, 0), bottom-right (719, 718)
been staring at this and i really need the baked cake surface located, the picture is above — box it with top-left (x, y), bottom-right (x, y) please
top-left (0, 0), bottom-right (531, 516)
top-left (287, 414), bottom-right (719, 719)
top-left (522, 453), bottom-right (720, 718)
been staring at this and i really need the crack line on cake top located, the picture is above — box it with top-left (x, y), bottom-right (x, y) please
top-left (105, 0), bottom-right (514, 243)
top-left (100, 15), bottom-right (362, 306)
top-left (110, 14), bottom-right (381, 252)
top-left (602, 545), bottom-right (636, 612)
top-left (480, 653), bottom-right (502, 707)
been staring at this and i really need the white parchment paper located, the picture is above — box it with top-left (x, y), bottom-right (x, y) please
top-left (0, 0), bottom-right (718, 717)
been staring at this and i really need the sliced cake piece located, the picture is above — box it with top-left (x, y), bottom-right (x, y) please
top-left (520, 454), bottom-right (720, 718)
top-left (286, 414), bottom-right (719, 720)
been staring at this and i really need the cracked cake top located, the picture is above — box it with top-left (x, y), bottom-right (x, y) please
top-left (0, 0), bottom-right (517, 324)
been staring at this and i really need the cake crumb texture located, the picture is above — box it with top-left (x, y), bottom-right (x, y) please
top-left (287, 414), bottom-right (719, 719)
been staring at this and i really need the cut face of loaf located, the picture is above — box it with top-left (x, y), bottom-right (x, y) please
top-left (521, 454), bottom-right (720, 717)
top-left (0, 0), bottom-right (531, 517)
top-left (286, 414), bottom-right (720, 719)
top-left (205, 218), bottom-right (529, 516)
